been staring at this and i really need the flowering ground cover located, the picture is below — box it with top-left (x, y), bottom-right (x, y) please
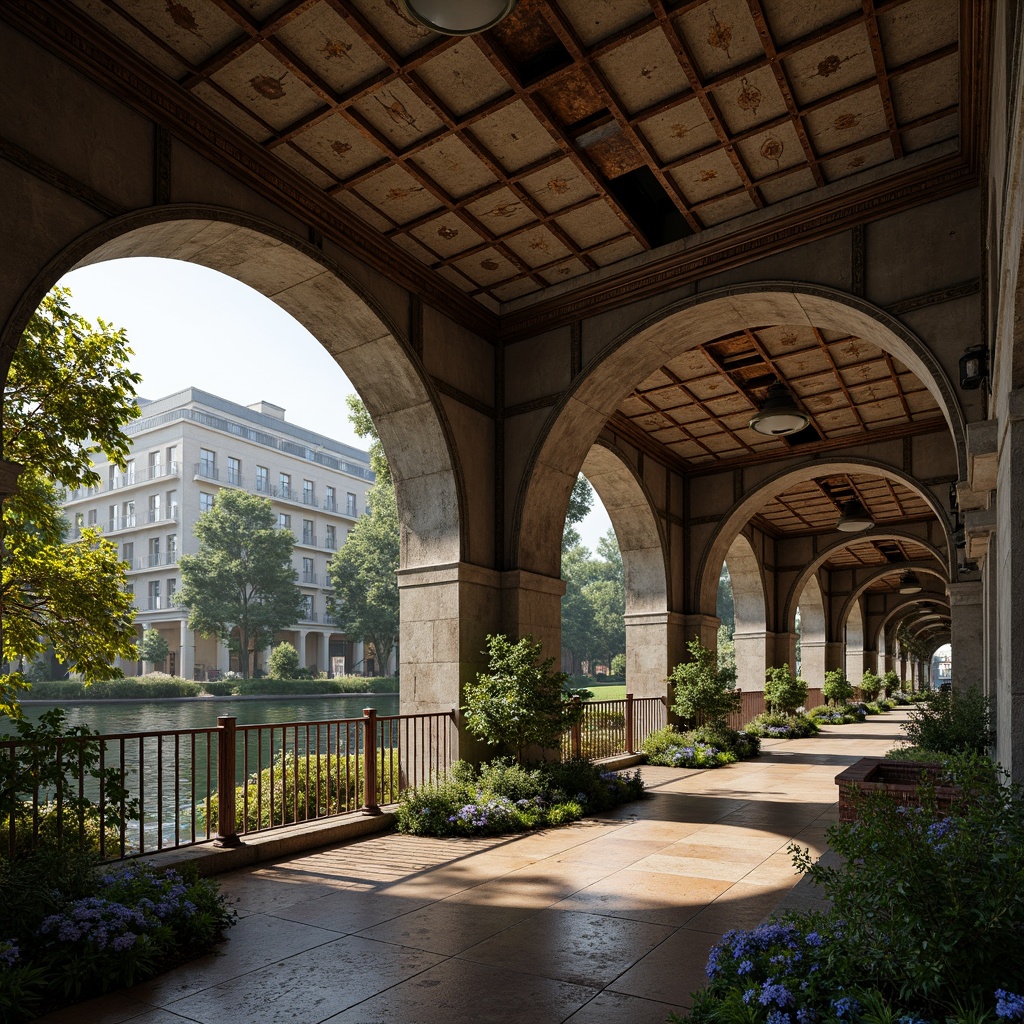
top-left (641, 724), bottom-right (761, 768)
top-left (395, 757), bottom-right (644, 837)
top-left (0, 856), bottom-right (235, 1022)
top-left (673, 754), bottom-right (1024, 1024)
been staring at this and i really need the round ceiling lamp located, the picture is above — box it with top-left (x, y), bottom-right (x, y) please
top-left (399, 0), bottom-right (517, 35)
top-left (898, 570), bottom-right (923, 595)
top-left (748, 382), bottom-right (809, 436)
top-left (835, 498), bottom-right (874, 533)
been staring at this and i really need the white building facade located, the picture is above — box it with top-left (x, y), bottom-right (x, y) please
top-left (63, 388), bottom-right (375, 679)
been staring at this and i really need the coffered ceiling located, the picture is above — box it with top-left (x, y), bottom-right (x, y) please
top-left (9, 0), bottom-right (982, 333)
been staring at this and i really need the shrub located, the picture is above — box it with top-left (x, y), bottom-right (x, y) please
top-left (807, 703), bottom-right (868, 725)
top-left (743, 711), bottom-right (820, 739)
top-left (138, 629), bottom-right (169, 667)
top-left (642, 724), bottom-right (759, 767)
top-left (763, 665), bottom-right (809, 715)
top-left (859, 669), bottom-right (883, 701)
top-left (822, 668), bottom-right (854, 705)
top-left (463, 634), bottom-right (583, 761)
top-left (669, 636), bottom-right (741, 728)
top-left (677, 755), bottom-right (1024, 1023)
top-left (26, 678), bottom-right (203, 700)
top-left (395, 758), bottom-right (643, 837)
top-left (882, 669), bottom-right (901, 695)
top-left (267, 642), bottom-right (300, 679)
top-left (902, 686), bottom-right (993, 755)
top-left (610, 653), bottom-right (626, 678)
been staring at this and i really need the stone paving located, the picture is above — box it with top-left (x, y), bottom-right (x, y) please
top-left (38, 712), bottom-right (909, 1024)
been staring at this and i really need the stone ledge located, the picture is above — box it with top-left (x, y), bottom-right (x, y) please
top-left (136, 809), bottom-right (398, 877)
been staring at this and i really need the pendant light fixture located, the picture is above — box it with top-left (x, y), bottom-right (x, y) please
top-left (898, 570), bottom-right (923, 595)
top-left (399, 0), bottom-right (517, 35)
top-left (835, 498), bottom-right (874, 533)
top-left (748, 382), bottom-right (809, 436)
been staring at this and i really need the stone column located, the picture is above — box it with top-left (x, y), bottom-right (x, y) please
top-left (800, 640), bottom-right (828, 689)
top-left (623, 610), bottom-right (686, 699)
top-left (947, 580), bottom-right (984, 694)
top-left (314, 632), bottom-right (327, 675)
top-left (766, 632), bottom-right (798, 673)
top-left (297, 629), bottom-right (307, 670)
top-left (179, 620), bottom-right (195, 681)
top-left (733, 629), bottom-right (767, 693)
top-left (825, 641), bottom-right (845, 674)
top-left (216, 639), bottom-right (230, 674)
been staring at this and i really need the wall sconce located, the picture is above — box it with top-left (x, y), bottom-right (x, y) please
top-left (959, 345), bottom-right (988, 390)
top-left (749, 382), bottom-right (809, 436)
top-left (836, 498), bottom-right (875, 532)
top-left (400, 0), bottom-right (517, 34)
top-left (898, 570), bottom-right (923, 595)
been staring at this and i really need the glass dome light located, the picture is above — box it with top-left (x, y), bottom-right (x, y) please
top-left (898, 570), bottom-right (923, 595)
top-left (399, 0), bottom-right (517, 35)
top-left (835, 498), bottom-right (874, 533)
top-left (748, 382), bottom-right (809, 436)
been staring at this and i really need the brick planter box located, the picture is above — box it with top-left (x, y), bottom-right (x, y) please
top-left (835, 757), bottom-right (961, 822)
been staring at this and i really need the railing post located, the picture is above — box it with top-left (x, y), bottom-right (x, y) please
top-left (213, 716), bottom-right (241, 847)
top-left (625, 692), bottom-right (635, 754)
top-left (362, 708), bottom-right (381, 815)
top-left (570, 695), bottom-right (583, 760)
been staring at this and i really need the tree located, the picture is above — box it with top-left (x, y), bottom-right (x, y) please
top-left (177, 490), bottom-right (301, 678)
top-left (859, 669), bottom-right (883, 701)
top-left (268, 641), bottom-right (299, 679)
top-left (717, 563), bottom-right (734, 635)
top-left (2, 287), bottom-right (141, 714)
top-left (823, 668), bottom-right (854, 706)
top-left (764, 665), bottom-right (809, 715)
top-left (463, 633), bottom-right (582, 761)
top-left (328, 395), bottom-right (399, 676)
top-left (669, 636), bottom-right (741, 727)
top-left (138, 629), bottom-right (169, 670)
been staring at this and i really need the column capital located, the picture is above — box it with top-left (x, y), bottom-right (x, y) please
top-left (946, 579), bottom-right (983, 606)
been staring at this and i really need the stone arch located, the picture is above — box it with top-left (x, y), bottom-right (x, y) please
top-left (0, 207), bottom-right (464, 570)
top-left (796, 575), bottom-right (827, 686)
top-left (580, 442), bottom-right (669, 695)
top-left (835, 565), bottom-right (950, 635)
top-left (699, 460), bottom-right (953, 616)
top-left (782, 531), bottom-right (948, 631)
top-left (514, 284), bottom-right (966, 580)
top-left (724, 533), bottom-right (768, 693)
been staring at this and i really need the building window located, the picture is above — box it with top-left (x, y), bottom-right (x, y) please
top-left (108, 504), bottom-right (117, 530)
top-left (125, 583), bottom-right (134, 598)
top-left (200, 492), bottom-right (214, 513)
top-left (122, 541), bottom-right (134, 566)
top-left (346, 492), bottom-right (357, 517)
top-left (87, 508), bottom-right (97, 526)
top-left (325, 524), bottom-right (336, 550)
top-left (300, 594), bottom-right (314, 620)
top-left (123, 499), bottom-right (135, 528)
top-left (108, 465), bottom-right (116, 489)
top-left (166, 489), bottom-right (178, 519)
top-left (227, 456), bottom-right (241, 486)
top-left (278, 512), bottom-right (291, 529)
top-left (302, 479), bottom-right (315, 505)
top-left (148, 580), bottom-right (161, 610)
top-left (74, 512), bottom-right (84, 530)
top-left (256, 465), bottom-right (269, 493)
top-left (148, 493), bottom-right (162, 523)
top-left (148, 537), bottom-right (161, 567)
top-left (302, 519), bottom-right (315, 545)
top-left (199, 448), bottom-right (217, 479)
top-left (167, 578), bottom-right (177, 600)
top-left (166, 445), bottom-right (178, 473)
top-left (124, 459), bottom-right (135, 485)
top-left (302, 556), bottom-right (315, 584)
top-left (148, 450), bottom-right (162, 478)
top-left (167, 534), bottom-right (177, 562)
top-left (278, 472), bottom-right (291, 499)
top-left (324, 485), bottom-right (336, 511)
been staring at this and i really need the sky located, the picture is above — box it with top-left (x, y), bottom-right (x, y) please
top-left (59, 257), bottom-right (613, 550)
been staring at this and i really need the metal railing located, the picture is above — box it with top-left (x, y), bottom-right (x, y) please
top-left (193, 463), bottom-right (219, 481)
top-left (562, 693), bottom-right (667, 760)
top-left (2, 709), bottom-right (457, 861)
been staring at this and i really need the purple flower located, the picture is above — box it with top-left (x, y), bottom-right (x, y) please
top-left (0, 939), bottom-right (19, 967)
top-left (996, 991), bottom-right (1024, 1021)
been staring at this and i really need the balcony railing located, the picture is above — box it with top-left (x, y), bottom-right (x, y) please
top-left (135, 553), bottom-right (178, 570)
top-left (106, 515), bottom-right (138, 533)
top-left (300, 610), bottom-right (318, 622)
top-left (255, 478), bottom-right (270, 494)
top-left (226, 469), bottom-right (242, 487)
top-left (1, 696), bottom-right (671, 863)
top-left (275, 484), bottom-right (293, 500)
top-left (194, 463), bottom-right (219, 481)
top-left (146, 508), bottom-right (179, 524)
top-left (323, 498), bottom-right (337, 512)
top-left (324, 536), bottom-right (337, 551)
top-left (301, 571), bottom-right (318, 584)
top-left (301, 490), bottom-right (317, 507)
top-left (301, 532), bottom-right (317, 547)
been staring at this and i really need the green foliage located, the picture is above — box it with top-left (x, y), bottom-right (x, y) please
top-left (267, 641), bottom-right (300, 679)
top-left (328, 396), bottom-right (399, 677)
top-left (0, 857), bottom-right (235, 1022)
top-left (669, 636), bottom-right (741, 728)
top-left (716, 622), bottom-right (736, 677)
top-left (743, 711), bottom-right (820, 739)
top-left (395, 757), bottom-right (644, 837)
top-left (902, 686), bottom-right (993, 755)
top-left (2, 288), bottom-right (143, 715)
top-left (178, 489), bottom-right (302, 678)
top-left (642, 723), bottom-right (760, 767)
top-left (610, 652), bottom-right (626, 678)
top-left (807, 703), bottom-right (868, 725)
top-left (763, 665), bottom-right (809, 715)
top-left (0, 709), bottom-right (139, 857)
top-left (678, 755), bottom-right (1024, 1023)
top-left (859, 669), bottom-right (883, 701)
top-left (25, 677), bottom-right (202, 700)
top-left (137, 629), bottom-right (169, 667)
top-left (882, 668), bottom-right (901, 694)
top-left (202, 750), bottom-right (400, 832)
top-left (561, 527), bottom-right (626, 674)
top-left (823, 668), bottom-right (855, 705)
top-left (717, 562), bottom-right (734, 634)
top-left (463, 634), bottom-right (583, 760)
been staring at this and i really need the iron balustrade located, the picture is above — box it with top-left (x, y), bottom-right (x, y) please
top-left (3, 698), bottom-right (666, 863)
top-left (2, 710), bottom-right (456, 861)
